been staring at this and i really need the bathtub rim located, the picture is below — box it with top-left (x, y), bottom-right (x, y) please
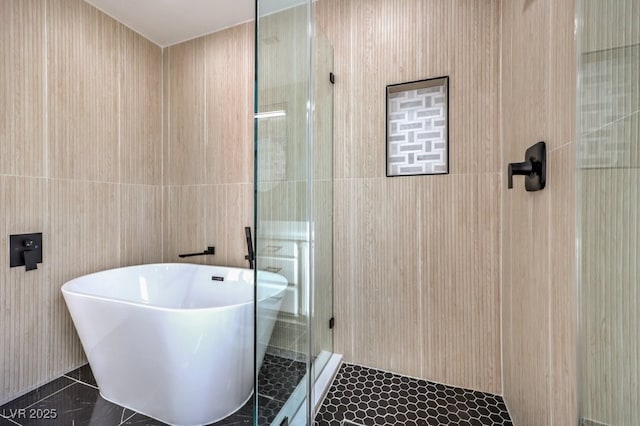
top-left (61, 262), bottom-right (288, 313)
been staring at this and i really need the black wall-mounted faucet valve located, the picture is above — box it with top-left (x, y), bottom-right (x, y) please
top-left (10, 233), bottom-right (43, 271)
top-left (507, 141), bottom-right (546, 191)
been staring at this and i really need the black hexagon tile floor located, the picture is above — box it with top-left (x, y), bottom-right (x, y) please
top-left (314, 363), bottom-right (512, 426)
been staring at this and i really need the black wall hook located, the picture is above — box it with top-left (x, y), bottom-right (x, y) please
top-left (507, 141), bottom-right (546, 191)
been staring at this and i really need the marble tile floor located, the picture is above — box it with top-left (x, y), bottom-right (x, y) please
top-left (268, 317), bottom-right (307, 359)
top-left (0, 354), bottom-right (306, 426)
top-left (1, 357), bottom-right (514, 426)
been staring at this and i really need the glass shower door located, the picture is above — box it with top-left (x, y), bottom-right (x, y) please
top-left (254, 0), bottom-right (334, 424)
top-left (578, 0), bottom-right (640, 424)
top-left (309, 26), bottom-right (334, 416)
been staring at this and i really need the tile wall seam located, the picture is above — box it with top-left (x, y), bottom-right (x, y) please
top-left (0, 173), bottom-right (50, 179)
top-left (162, 183), bottom-right (230, 189)
top-left (2, 176), bottom-right (150, 185)
top-left (221, 183), bottom-right (227, 265)
top-left (547, 2), bottom-right (556, 424)
top-left (496, 0), bottom-right (511, 412)
top-left (44, 0), bottom-right (49, 180)
top-left (160, 47), bottom-right (165, 262)
top-left (580, 109), bottom-right (640, 140)
top-left (117, 25), bottom-right (122, 186)
top-left (164, 47), bottom-right (170, 260)
top-left (416, 170), bottom-right (424, 378)
top-left (346, 0), bottom-right (354, 184)
top-left (203, 39), bottom-right (208, 185)
top-left (121, 182), bottom-right (165, 189)
top-left (573, 1), bottom-right (582, 415)
top-left (547, 158), bottom-right (554, 425)
top-left (549, 140), bottom-right (576, 153)
top-left (165, 47), bottom-right (171, 188)
top-left (333, 172), bottom-right (502, 182)
top-left (117, 24), bottom-right (123, 266)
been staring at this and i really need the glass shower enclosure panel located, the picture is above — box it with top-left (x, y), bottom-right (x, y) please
top-left (308, 26), bottom-right (334, 414)
top-left (254, 0), bottom-right (334, 424)
top-left (578, 0), bottom-right (640, 424)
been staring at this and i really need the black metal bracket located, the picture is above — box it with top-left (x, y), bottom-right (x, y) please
top-left (178, 246), bottom-right (215, 258)
top-left (10, 233), bottom-right (43, 271)
top-left (329, 317), bottom-right (335, 329)
top-left (507, 141), bottom-right (546, 191)
top-left (329, 72), bottom-right (335, 84)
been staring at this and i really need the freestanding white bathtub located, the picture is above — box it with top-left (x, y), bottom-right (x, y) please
top-left (61, 263), bottom-right (287, 426)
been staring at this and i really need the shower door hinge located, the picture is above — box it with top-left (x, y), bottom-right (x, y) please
top-left (329, 72), bottom-right (335, 84)
top-left (279, 417), bottom-right (289, 426)
top-left (329, 317), bottom-right (335, 329)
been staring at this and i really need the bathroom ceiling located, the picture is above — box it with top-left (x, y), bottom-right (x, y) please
top-left (84, 0), bottom-right (254, 47)
top-left (85, 0), bottom-right (306, 47)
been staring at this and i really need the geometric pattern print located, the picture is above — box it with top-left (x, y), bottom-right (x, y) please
top-left (387, 80), bottom-right (448, 176)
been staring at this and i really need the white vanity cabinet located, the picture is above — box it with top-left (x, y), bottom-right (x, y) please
top-left (257, 222), bottom-right (309, 317)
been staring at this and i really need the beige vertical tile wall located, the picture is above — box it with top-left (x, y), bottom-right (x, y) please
top-left (1, 0), bottom-right (585, 417)
top-left (580, 170), bottom-right (640, 425)
top-left (500, 0), bottom-right (577, 424)
top-left (121, 30), bottom-right (163, 186)
top-left (0, 0), bottom-right (45, 177)
top-left (255, 3), bottom-right (311, 246)
top-left (206, 25), bottom-right (254, 186)
top-left (582, 0), bottom-right (640, 53)
top-left (316, 0), bottom-right (503, 394)
top-left (48, 0), bottom-right (120, 182)
top-left (0, 0), bottom-right (163, 404)
top-left (162, 23), bottom-right (254, 267)
top-left (1, 1), bottom-right (253, 405)
top-left (164, 38), bottom-right (206, 186)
